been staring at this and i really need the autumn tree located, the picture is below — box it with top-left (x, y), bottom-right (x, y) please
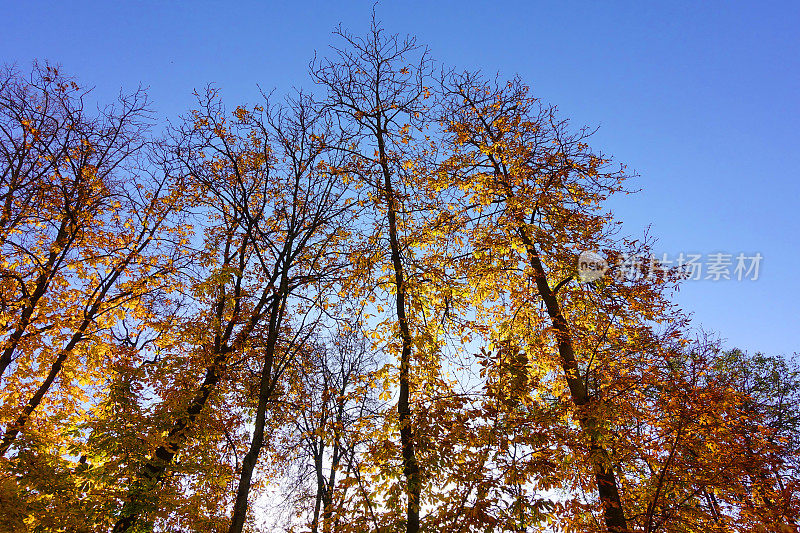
top-left (298, 327), bottom-right (380, 533)
top-left (706, 347), bottom-right (799, 530)
top-left (725, 348), bottom-right (800, 527)
top-left (311, 19), bottom-right (437, 533)
top-left (258, 321), bottom-right (384, 533)
top-left (3, 26), bottom-right (797, 533)
top-left (227, 92), bottom-right (352, 533)
top-left (438, 71), bottom-right (684, 533)
top-left (0, 63), bottom-right (182, 530)
top-left (103, 85), bottom-right (351, 532)
top-left (591, 338), bottom-right (799, 533)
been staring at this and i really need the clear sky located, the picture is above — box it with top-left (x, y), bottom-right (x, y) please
top-left (3, 0), bottom-right (798, 356)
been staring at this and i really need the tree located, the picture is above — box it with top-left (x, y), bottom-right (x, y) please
top-left (439, 72), bottom-right (685, 532)
top-left (311, 19), bottom-right (435, 533)
top-left (227, 92), bottom-right (351, 533)
top-left (105, 86), bottom-right (350, 532)
top-left (713, 348), bottom-right (799, 529)
top-left (260, 322), bottom-right (383, 533)
top-left (0, 63), bottom-right (182, 530)
top-left (0, 60), bottom-right (180, 447)
top-left (3, 26), bottom-right (796, 533)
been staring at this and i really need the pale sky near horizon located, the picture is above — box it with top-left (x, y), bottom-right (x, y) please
top-left (3, 0), bottom-right (798, 357)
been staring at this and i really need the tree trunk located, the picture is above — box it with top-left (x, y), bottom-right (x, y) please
top-left (311, 447), bottom-right (325, 533)
top-left (519, 230), bottom-right (629, 533)
top-left (227, 359), bottom-right (277, 533)
top-left (228, 271), bottom-right (288, 533)
top-left (375, 122), bottom-right (420, 533)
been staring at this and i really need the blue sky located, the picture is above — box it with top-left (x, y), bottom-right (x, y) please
top-left (3, 1), bottom-right (798, 356)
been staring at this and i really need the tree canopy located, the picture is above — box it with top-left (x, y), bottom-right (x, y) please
top-left (0, 23), bottom-right (797, 533)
